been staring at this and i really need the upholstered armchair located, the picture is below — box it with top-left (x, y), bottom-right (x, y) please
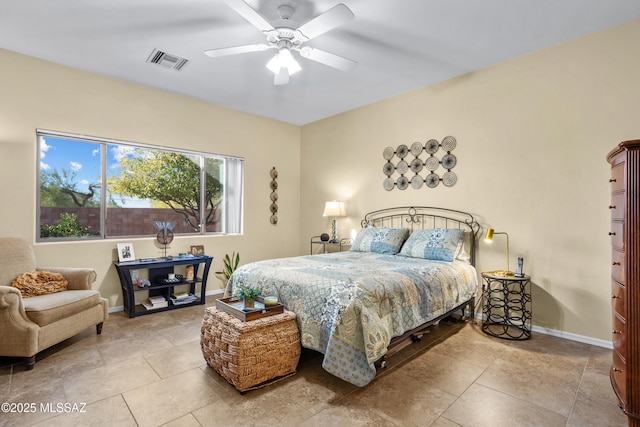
top-left (0, 237), bottom-right (108, 370)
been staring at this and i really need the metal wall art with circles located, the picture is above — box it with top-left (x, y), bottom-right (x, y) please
top-left (382, 136), bottom-right (458, 190)
top-left (270, 167), bottom-right (278, 224)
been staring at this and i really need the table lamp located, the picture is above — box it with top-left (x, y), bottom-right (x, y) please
top-left (322, 201), bottom-right (346, 243)
top-left (484, 228), bottom-right (514, 276)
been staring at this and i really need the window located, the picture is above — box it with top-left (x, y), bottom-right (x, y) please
top-left (37, 130), bottom-right (243, 241)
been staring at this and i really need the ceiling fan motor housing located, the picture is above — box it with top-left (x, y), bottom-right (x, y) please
top-left (277, 4), bottom-right (294, 20)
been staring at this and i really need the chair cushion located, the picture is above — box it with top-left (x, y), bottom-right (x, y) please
top-left (22, 290), bottom-right (102, 327)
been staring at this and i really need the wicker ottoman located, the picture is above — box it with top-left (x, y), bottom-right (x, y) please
top-left (200, 306), bottom-right (301, 392)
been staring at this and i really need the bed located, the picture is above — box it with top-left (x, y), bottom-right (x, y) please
top-left (225, 206), bottom-right (480, 387)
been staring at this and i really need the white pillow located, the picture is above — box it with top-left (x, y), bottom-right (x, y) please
top-left (455, 231), bottom-right (472, 263)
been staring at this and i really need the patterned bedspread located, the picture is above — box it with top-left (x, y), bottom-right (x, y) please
top-left (225, 251), bottom-right (478, 386)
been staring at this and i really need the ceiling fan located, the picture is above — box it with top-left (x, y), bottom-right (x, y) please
top-left (205, 0), bottom-right (357, 85)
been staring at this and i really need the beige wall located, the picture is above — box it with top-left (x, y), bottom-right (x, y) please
top-left (2, 19), bottom-right (639, 342)
top-left (0, 48), bottom-right (301, 309)
top-left (300, 20), bottom-right (640, 343)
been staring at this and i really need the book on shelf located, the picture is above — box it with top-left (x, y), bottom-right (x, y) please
top-left (170, 292), bottom-right (198, 305)
top-left (142, 298), bottom-right (169, 310)
top-left (148, 295), bottom-right (167, 305)
top-left (171, 298), bottom-right (197, 306)
top-left (171, 291), bottom-right (191, 300)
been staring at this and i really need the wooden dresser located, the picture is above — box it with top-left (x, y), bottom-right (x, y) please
top-left (607, 139), bottom-right (640, 425)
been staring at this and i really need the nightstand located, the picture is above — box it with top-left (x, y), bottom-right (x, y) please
top-left (310, 237), bottom-right (352, 254)
top-left (481, 271), bottom-right (531, 340)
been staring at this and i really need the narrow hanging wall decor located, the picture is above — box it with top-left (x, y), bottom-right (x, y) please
top-left (270, 167), bottom-right (278, 224)
top-left (382, 136), bottom-right (457, 190)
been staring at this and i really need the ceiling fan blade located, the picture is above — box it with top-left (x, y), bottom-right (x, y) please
top-left (204, 44), bottom-right (271, 58)
top-left (274, 68), bottom-right (290, 85)
top-left (296, 4), bottom-right (354, 41)
top-left (226, 0), bottom-right (274, 32)
top-left (299, 47), bottom-right (357, 72)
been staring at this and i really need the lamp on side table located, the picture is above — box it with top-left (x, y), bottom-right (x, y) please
top-left (322, 201), bottom-right (347, 244)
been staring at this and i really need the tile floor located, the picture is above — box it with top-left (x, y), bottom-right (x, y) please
top-left (0, 296), bottom-right (627, 427)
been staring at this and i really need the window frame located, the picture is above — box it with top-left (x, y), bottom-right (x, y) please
top-left (36, 129), bottom-right (243, 242)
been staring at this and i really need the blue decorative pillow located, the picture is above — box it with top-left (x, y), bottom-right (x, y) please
top-left (399, 228), bottom-right (465, 261)
top-left (350, 227), bottom-right (410, 255)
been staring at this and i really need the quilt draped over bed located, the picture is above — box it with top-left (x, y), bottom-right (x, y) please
top-left (225, 251), bottom-right (477, 387)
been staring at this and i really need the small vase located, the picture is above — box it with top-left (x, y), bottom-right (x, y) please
top-left (244, 299), bottom-right (255, 309)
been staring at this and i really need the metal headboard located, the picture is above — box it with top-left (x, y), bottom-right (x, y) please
top-left (360, 206), bottom-right (480, 266)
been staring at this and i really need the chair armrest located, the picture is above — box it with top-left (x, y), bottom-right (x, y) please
top-left (37, 267), bottom-right (97, 291)
top-left (0, 285), bottom-right (38, 356)
top-left (0, 286), bottom-right (30, 320)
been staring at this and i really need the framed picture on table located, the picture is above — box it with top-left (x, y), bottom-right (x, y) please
top-left (190, 245), bottom-right (205, 256)
top-left (117, 243), bottom-right (135, 262)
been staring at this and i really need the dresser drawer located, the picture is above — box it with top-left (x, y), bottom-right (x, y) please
top-left (610, 221), bottom-right (624, 251)
top-left (612, 281), bottom-right (626, 317)
top-left (612, 350), bottom-right (627, 405)
top-left (612, 313), bottom-right (626, 355)
top-left (610, 192), bottom-right (625, 221)
top-left (612, 250), bottom-right (625, 285)
top-left (611, 162), bottom-right (625, 192)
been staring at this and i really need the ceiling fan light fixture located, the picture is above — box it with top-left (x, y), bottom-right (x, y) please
top-left (208, 1), bottom-right (357, 84)
top-left (266, 48), bottom-right (301, 76)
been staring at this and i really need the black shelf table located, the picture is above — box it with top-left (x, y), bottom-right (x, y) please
top-left (481, 271), bottom-right (532, 340)
top-left (114, 255), bottom-right (213, 318)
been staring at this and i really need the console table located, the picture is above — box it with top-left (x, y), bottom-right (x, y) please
top-left (114, 255), bottom-right (213, 318)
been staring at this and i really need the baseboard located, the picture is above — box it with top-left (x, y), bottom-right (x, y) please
top-left (206, 289), bottom-right (225, 298)
top-left (108, 305), bottom-right (124, 314)
top-left (470, 312), bottom-right (613, 349)
top-left (108, 289), bottom-right (225, 314)
top-left (531, 324), bottom-right (613, 349)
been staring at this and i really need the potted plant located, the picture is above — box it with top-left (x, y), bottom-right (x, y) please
top-left (216, 252), bottom-right (240, 285)
top-left (237, 285), bottom-right (261, 309)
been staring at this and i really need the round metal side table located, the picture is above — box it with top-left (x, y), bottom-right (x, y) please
top-left (481, 271), bottom-right (531, 340)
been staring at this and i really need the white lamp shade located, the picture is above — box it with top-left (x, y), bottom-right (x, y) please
top-left (322, 201), bottom-right (346, 217)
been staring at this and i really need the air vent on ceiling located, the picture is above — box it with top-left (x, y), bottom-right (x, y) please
top-left (146, 49), bottom-right (188, 71)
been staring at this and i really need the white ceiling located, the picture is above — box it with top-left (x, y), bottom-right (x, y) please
top-left (1, 0), bottom-right (639, 125)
